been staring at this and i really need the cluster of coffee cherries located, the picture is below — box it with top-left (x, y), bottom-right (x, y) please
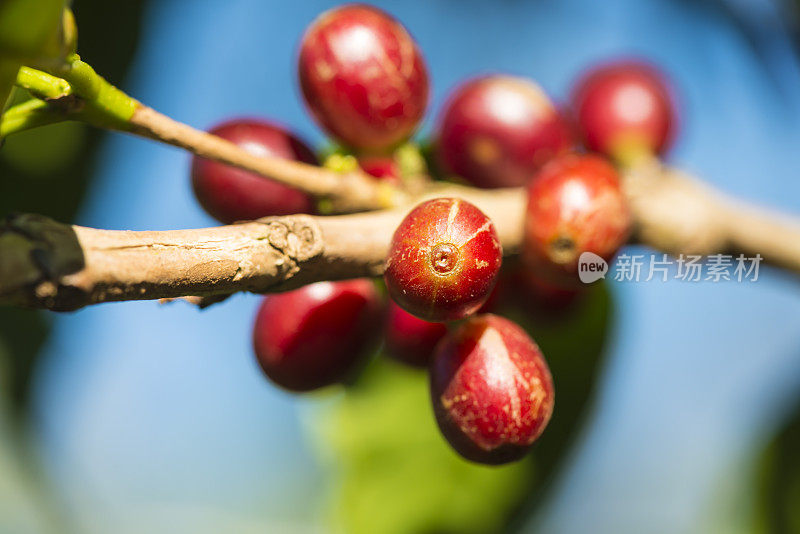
top-left (190, 4), bottom-right (676, 464)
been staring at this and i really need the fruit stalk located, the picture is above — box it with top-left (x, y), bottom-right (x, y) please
top-left (125, 106), bottom-right (402, 213)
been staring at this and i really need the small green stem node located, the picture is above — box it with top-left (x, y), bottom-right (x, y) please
top-left (16, 66), bottom-right (71, 99)
top-left (0, 98), bottom-right (67, 137)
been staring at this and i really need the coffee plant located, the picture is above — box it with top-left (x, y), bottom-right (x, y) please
top-left (1, 2), bottom-right (800, 533)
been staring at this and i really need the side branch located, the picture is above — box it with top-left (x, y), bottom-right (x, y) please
top-left (623, 160), bottom-right (800, 272)
top-left (126, 106), bottom-right (403, 213)
top-left (9, 64), bottom-right (396, 213)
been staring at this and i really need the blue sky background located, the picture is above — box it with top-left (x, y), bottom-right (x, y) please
top-left (29, 0), bottom-right (800, 532)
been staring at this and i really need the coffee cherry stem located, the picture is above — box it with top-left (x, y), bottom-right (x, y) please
top-left (126, 106), bottom-right (406, 213)
top-left (29, 56), bottom-right (139, 130)
top-left (0, 98), bottom-right (64, 137)
top-left (2, 61), bottom-right (135, 138)
top-left (608, 135), bottom-right (658, 169)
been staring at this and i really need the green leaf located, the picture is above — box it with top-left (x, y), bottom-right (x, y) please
top-left (750, 402), bottom-right (800, 533)
top-left (0, 334), bottom-right (60, 533)
top-left (0, 0), bottom-right (66, 120)
top-left (0, 0), bottom-right (65, 60)
top-left (0, 57), bottom-right (19, 116)
top-left (313, 282), bottom-right (612, 533)
top-left (316, 359), bottom-right (531, 534)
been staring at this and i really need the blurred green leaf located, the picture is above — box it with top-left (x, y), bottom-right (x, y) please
top-left (1, 119), bottom-right (86, 174)
top-left (0, 57), bottom-right (18, 112)
top-left (0, 309), bottom-right (48, 409)
top-left (314, 282), bottom-right (611, 534)
top-left (0, 0), bottom-right (65, 116)
top-left (751, 401), bottom-right (800, 533)
top-left (317, 358), bottom-right (531, 534)
top-left (0, 0), bottom-right (65, 60)
top-left (0, 338), bottom-right (59, 534)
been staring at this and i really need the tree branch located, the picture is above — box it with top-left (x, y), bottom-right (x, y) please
top-left (126, 106), bottom-right (404, 213)
top-left (0, 187), bottom-right (523, 311)
top-left (623, 159), bottom-right (800, 272)
top-left (2, 165), bottom-right (800, 312)
top-left (3, 57), bottom-right (800, 308)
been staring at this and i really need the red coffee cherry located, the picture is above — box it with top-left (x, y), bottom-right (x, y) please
top-left (298, 4), bottom-right (429, 151)
top-left (384, 300), bottom-right (447, 367)
top-left (524, 153), bottom-right (631, 286)
top-left (436, 75), bottom-right (573, 189)
top-left (477, 277), bottom-right (503, 314)
top-left (430, 314), bottom-right (554, 465)
top-left (384, 198), bottom-right (502, 322)
top-left (571, 60), bottom-right (676, 160)
top-left (359, 156), bottom-right (402, 185)
top-left (252, 279), bottom-right (382, 392)
top-left (191, 119), bottom-right (317, 224)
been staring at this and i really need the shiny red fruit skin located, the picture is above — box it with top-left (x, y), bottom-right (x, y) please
top-left (298, 4), bottom-right (429, 151)
top-left (252, 279), bottom-right (382, 392)
top-left (359, 155), bottom-right (402, 185)
top-left (571, 60), bottom-right (676, 158)
top-left (524, 153), bottom-right (631, 286)
top-left (191, 119), bottom-right (317, 224)
top-left (437, 76), bottom-right (573, 189)
top-left (430, 314), bottom-right (554, 465)
top-left (384, 198), bottom-right (502, 322)
top-left (384, 300), bottom-right (447, 367)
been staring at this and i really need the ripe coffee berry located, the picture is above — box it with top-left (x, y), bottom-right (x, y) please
top-left (384, 198), bottom-right (502, 322)
top-left (524, 153), bottom-right (631, 286)
top-left (437, 75), bottom-right (573, 189)
top-left (298, 4), bottom-right (429, 151)
top-left (571, 60), bottom-right (676, 161)
top-left (384, 300), bottom-right (447, 368)
top-left (430, 314), bottom-right (554, 465)
top-left (191, 119), bottom-right (316, 224)
top-left (252, 279), bottom-right (382, 392)
top-left (359, 156), bottom-right (402, 185)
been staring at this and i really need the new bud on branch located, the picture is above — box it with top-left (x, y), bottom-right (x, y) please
top-left (384, 198), bottom-right (503, 322)
top-left (430, 314), bottom-right (555, 465)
